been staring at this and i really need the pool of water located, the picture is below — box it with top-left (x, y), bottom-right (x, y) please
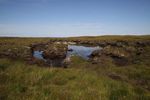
top-left (33, 51), bottom-right (44, 60)
top-left (67, 45), bottom-right (101, 59)
top-left (33, 45), bottom-right (101, 66)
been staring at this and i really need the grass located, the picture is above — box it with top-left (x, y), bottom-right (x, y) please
top-left (0, 36), bottom-right (150, 100)
top-left (0, 57), bottom-right (150, 100)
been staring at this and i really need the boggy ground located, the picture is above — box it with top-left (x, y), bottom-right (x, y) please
top-left (0, 36), bottom-right (150, 100)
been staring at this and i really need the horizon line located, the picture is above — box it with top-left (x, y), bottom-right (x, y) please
top-left (0, 34), bottom-right (150, 38)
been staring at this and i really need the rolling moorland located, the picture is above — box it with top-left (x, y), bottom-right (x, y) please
top-left (0, 35), bottom-right (150, 100)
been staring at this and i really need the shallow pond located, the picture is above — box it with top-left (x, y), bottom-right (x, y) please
top-left (33, 51), bottom-right (44, 60)
top-left (67, 45), bottom-right (101, 59)
top-left (33, 45), bottom-right (101, 66)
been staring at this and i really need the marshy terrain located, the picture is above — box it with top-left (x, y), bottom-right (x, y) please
top-left (0, 36), bottom-right (150, 100)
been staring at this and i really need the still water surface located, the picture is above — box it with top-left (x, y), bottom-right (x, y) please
top-left (33, 45), bottom-right (101, 60)
top-left (67, 45), bottom-right (101, 59)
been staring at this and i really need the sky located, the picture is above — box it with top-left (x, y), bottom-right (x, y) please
top-left (0, 0), bottom-right (150, 37)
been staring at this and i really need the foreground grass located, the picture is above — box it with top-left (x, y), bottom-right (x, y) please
top-left (0, 57), bottom-right (150, 100)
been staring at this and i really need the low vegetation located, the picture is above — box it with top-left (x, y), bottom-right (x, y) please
top-left (0, 36), bottom-right (150, 100)
top-left (0, 56), bottom-right (150, 100)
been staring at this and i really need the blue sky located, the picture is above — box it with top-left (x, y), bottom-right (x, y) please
top-left (0, 0), bottom-right (150, 37)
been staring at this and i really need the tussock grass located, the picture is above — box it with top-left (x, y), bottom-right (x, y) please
top-left (0, 57), bottom-right (150, 100)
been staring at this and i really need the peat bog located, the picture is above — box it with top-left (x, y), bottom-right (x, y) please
top-left (0, 36), bottom-right (150, 100)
